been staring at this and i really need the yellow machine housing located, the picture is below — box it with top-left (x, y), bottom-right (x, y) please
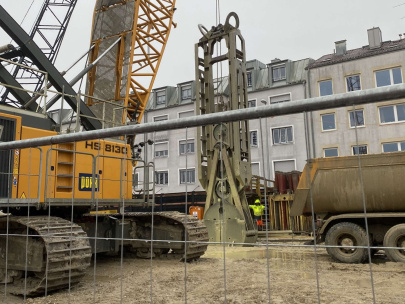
top-left (3, 112), bottom-right (133, 206)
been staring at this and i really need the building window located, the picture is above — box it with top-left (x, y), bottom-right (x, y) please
top-left (156, 91), bottom-right (166, 105)
top-left (272, 126), bottom-right (293, 144)
top-left (353, 145), bottom-right (368, 155)
top-left (251, 163), bottom-right (260, 176)
top-left (270, 93), bottom-right (291, 104)
top-left (153, 115), bottom-right (168, 122)
top-left (321, 113), bottom-right (336, 131)
top-left (181, 86), bottom-right (192, 100)
top-left (349, 110), bottom-right (365, 128)
top-left (382, 141), bottom-right (405, 152)
top-left (375, 67), bottom-right (402, 87)
top-left (319, 80), bottom-right (333, 96)
top-left (272, 65), bottom-right (286, 81)
top-left (155, 171), bottom-right (168, 185)
top-left (178, 110), bottom-right (194, 119)
top-left (247, 72), bottom-right (252, 87)
top-left (250, 131), bottom-right (258, 147)
top-left (179, 140), bottom-right (195, 155)
top-left (154, 142), bottom-right (168, 158)
top-left (133, 172), bottom-right (139, 188)
top-left (346, 75), bottom-right (361, 91)
top-left (248, 99), bottom-right (256, 108)
top-left (273, 160), bottom-right (295, 174)
top-left (324, 148), bottom-right (338, 157)
top-left (379, 104), bottom-right (405, 124)
top-left (180, 169), bottom-right (195, 184)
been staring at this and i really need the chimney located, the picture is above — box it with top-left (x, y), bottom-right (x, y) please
top-left (335, 40), bottom-right (347, 55)
top-left (367, 27), bottom-right (382, 49)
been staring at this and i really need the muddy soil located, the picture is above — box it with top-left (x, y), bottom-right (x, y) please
top-left (1, 240), bottom-right (404, 304)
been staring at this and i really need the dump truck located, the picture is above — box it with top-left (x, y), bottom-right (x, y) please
top-left (290, 152), bottom-right (405, 263)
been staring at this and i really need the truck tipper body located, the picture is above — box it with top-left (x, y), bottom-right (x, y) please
top-left (291, 152), bottom-right (405, 263)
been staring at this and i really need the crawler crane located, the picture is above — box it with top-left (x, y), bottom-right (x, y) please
top-left (0, 1), bottom-right (208, 296)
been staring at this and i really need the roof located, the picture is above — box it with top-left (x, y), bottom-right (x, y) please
top-left (307, 39), bottom-right (405, 69)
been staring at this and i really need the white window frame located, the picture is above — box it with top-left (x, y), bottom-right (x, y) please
top-left (247, 71), bottom-right (252, 87)
top-left (352, 145), bottom-right (368, 155)
top-left (250, 130), bottom-right (258, 147)
top-left (382, 141), bottom-right (405, 153)
top-left (321, 113), bottom-right (337, 132)
top-left (319, 79), bottom-right (333, 96)
top-left (155, 170), bottom-right (169, 186)
top-left (345, 74), bottom-right (362, 92)
top-left (179, 139), bottom-right (195, 155)
top-left (181, 85), bottom-right (192, 100)
top-left (348, 109), bottom-right (365, 128)
top-left (269, 92), bottom-right (292, 104)
top-left (156, 90), bottom-right (166, 105)
top-left (153, 114), bottom-right (168, 122)
top-left (375, 67), bottom-right (403, 87)
top-left (272, 64), bottom-right (286, 82)
top-left (248, 99), bottom-right (257, 108)
top-left (323, 147), bottom-right (339, 158)
top-left (153, 141), bottom-right (169, 158)
top-left (178, 110), bottom-right (194, 119)
top-left (179, 168), bottom-right (196, 184)
top-left (272, 159), bottom-right (296, 180)
top-left (271, 125), bottom-right (294, 145)
top-left (378, 103), bottom-right (405, 125)
top-left (133, 172), bottom-right (139, 189)
top-left (251, 162), bottom-right (261, 176)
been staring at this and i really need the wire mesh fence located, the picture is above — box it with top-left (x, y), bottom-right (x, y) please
top-left (1, 84), bottom-right (405, 303)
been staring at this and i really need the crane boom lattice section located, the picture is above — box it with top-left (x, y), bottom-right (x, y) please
top-left (0, 0), bottom-right (78, 108)
top-left (87, 0), bottom-right (176, 127)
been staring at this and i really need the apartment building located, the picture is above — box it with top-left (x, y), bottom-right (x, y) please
top-left (306, 27), bottom-right (405, 158)
top-left (135, 58), bottom-right (311, 195)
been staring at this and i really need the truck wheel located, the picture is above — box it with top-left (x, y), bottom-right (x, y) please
top-left (383, 224), bottom-right (405, 262)
top-left (325, 222), bottom-right (369, 263)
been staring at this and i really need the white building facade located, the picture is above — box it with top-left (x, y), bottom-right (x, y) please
top-left (135, 58), bottom-right (311, 195)
top-left (306, 27), bottom-right (405, 158)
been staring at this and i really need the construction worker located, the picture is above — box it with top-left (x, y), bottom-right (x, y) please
top-left (249, 198), bottom-right (266, 230)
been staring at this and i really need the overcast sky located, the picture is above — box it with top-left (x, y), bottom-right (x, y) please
top-left (1, 0), bottom-right (404, 92)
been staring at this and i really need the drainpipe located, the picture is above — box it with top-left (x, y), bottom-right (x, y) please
top-left (306, 68), bottom-right (316, 159)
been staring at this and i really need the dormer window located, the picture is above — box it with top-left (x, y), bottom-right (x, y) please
top-left (247, 72), bottom-right (252, 87)
top-left (272, 65), bottom-right (286, 81)
top-left (156, 90), bottom-right (166, 105)
top-left (181, 85), bottom-right (192, 100)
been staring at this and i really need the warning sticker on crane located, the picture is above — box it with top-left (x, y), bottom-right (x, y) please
top-left (20, 192), bottom-right (26, 199)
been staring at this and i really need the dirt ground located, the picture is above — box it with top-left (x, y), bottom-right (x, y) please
top-left (1, 238), bottom-right (405, 304)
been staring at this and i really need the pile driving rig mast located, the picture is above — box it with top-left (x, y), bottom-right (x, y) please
top-left (195, 13), bottom-right (257, 244)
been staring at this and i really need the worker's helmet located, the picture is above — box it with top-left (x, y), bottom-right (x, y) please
top-left (255, 199), bottom-right (260, 204)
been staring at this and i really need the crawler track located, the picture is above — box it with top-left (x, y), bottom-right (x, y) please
top-left (0, 216), bottom-right (91, 296)
top-left (104, 211), bottom-right (209, 261)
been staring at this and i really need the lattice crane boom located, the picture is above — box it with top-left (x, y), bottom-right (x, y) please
top-left (0, 0), bottom-right (78, 108)
top-left (86, 0), bottom-right (177, 127)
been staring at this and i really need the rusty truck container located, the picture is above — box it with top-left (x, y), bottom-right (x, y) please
top-left (290, 151), bottom-right (405, 217)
